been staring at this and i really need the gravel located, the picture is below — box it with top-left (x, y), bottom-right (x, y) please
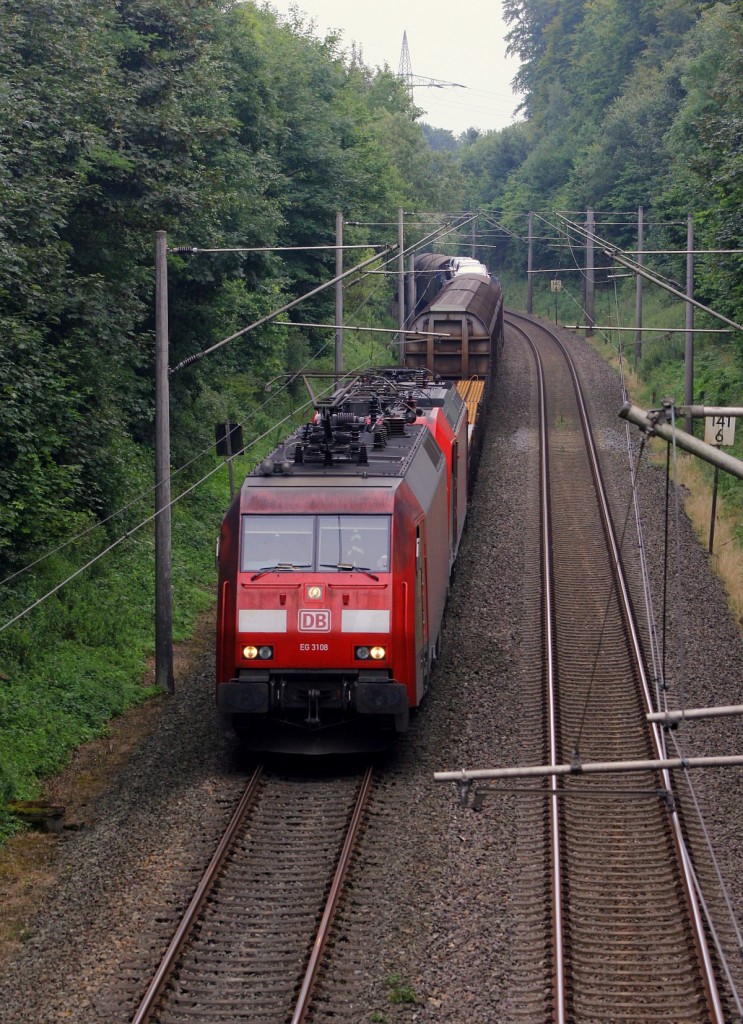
top-left (0, 318), bottom-right (740, 1023)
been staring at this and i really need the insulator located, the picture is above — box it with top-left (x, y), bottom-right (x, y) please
top-left (323, 444), bottom-right (333, 466)
top-left (294, 444), bottom-right (304, 463)
top-left (373, 427), bottom-right (387, 449)
top-left (358, 444), bottom-right (368, 464)
top-left (415, 369), bottom-right (427, 386)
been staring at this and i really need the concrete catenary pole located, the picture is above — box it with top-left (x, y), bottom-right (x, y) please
top-left (685, 213), bottom-right (695, 433)
top-left (398, 206), bottom-right (405, 365)
top-left (527, 211), bottom-right (534, 314)
top-left (634, 206), bottom-right (644, 369)
top-left (585, 207), bottom-right (595, 336)
top-left (407, 253), bottom-right (416, 325)
top-left (619, 403), bottom-right (743, 481)
top-left (154, 230), bottom-right (174, 694)
top-left (335, 211), bottom-right (344, 374)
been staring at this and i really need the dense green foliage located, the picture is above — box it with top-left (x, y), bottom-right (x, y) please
top-left (463, 1), bottom-right (742, 324)
top-left (0, 0), bottom-right (459, 832)
top-left (0, 0), bottom-right (453, 576)
top-left (1, 0), bottom-right (741, 835)
top-left (461, 0), bottom-right (741, 485)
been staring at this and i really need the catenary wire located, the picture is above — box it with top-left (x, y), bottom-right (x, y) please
top-left (0, 221), bottom-right (408, 593)
top-left (0, 242), bottom-right (396, 611)
top-left (169, 215), bottom-right (473, 373)
top-left (601, 273), bottom-right (743, 1007)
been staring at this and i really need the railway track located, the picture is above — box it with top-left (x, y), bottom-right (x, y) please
top-left (131, 764), bottom-right (373, 1024)
top-left (496, 313), bottom-right (723, 1021)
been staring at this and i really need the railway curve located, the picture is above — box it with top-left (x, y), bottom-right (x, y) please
top-left (0, 312), bottom-right (741, 1024)
top-left (500, 311), bottom-right (724, 1022)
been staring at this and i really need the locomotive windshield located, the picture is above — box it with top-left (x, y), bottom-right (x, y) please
top-left (240, 515), bottom-right (314, 571)
top-left (240, 514), bottom-right (390, 572)
top-left (318, 515), bottom-right (390, 571)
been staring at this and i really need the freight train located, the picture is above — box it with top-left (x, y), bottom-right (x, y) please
top-left (215, 271), bottom-right (504, 751)
top-left (406, 269), bottom-right (504, 482)
top-left (413, 252), bottom-right (490, 313)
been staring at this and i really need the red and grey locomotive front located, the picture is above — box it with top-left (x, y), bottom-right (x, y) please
top-left (216, 377), bottom-right (451, 743)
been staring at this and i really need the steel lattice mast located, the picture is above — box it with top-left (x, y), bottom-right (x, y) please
top-left (397, 31), bottom-right (466, 96)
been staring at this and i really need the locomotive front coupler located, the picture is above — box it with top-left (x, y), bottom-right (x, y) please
top-left (305, 688), bottom-right (321, 727)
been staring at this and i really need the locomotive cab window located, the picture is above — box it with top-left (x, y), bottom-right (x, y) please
top-left (240, 514), bottom-right (390, 572)
top-left (241, 515), bottom-right (314, 571)
top-left (318, 515), bottom-right (391, 572)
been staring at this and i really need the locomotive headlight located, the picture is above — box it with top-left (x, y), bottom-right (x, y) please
top-left (355, 645), bottom-right (386, 661)
top-left (243, 644), bottom-right (273, 660)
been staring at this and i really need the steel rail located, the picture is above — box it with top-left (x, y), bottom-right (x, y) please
top-left (512, 310), bottom-right (725, 1023)
top-left (556, 327), bottom-right (724, 1023)
top-left (130, 766), bottom-right (263, 1024)
top-left (291, 764), bottom-right (374, 1024)
top-left (507, 318), bottom-right (567, 1023)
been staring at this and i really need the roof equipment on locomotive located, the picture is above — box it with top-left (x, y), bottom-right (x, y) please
top-left (216, 371), bottom-right (466, 750)
top-left (216, 268), bottom-right (504, 751)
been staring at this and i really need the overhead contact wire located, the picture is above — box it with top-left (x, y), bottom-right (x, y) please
top-left (1, 224), bottom-right (429, 590)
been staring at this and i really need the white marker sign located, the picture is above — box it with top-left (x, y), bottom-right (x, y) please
top-left (704, 415), bottom-right (736, 447)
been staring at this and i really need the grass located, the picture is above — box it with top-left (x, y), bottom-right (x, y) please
top-left (0, 476), bottom-right (224, 840)
top-left (664, 452), bottom-right (743, 629)
top-left (0, 329), bottom-right (398, 843)
top-left (0, 400), bottom-right (270, 838)
top-left (384, 974), bottom-right (421, 1006)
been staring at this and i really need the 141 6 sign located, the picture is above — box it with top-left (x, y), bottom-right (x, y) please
top-left (704, 415), bottom-right (736, 447)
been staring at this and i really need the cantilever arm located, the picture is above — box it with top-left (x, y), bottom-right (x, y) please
top-left (619, 402), bottom-right (743, 482)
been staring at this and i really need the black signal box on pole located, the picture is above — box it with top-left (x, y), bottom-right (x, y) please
top-left (215, 422), bottom-right (243, 457)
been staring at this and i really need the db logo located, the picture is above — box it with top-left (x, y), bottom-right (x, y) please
top-left (298, 609), bottom-right (331, 632)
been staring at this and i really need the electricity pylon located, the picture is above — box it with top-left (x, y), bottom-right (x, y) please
top-left (398, 31), bottom-right (466, 96)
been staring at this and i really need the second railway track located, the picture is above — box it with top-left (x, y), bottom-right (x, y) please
top-left (501, 312), bottom-right (723, 1022)
top-left (132, 765), bottom-right (373, 1024)
top-left (1, 308), bottom-right (741, 1024)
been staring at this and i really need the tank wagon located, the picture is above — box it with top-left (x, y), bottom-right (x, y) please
top-left (405, 272), bottom-right (504, 482)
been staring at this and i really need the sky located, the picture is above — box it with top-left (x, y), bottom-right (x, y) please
top-left (262, 0), bottom-right (523, 137)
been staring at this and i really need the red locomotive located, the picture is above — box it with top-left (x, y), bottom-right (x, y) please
top-left (215, 273), bottom-right (503, 751)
